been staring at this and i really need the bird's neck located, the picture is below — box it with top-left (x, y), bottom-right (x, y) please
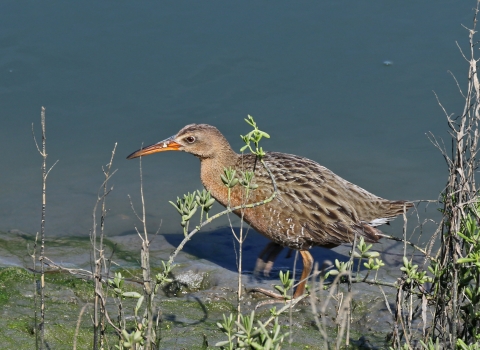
top-left (199, 148), bottom-right (239, 206)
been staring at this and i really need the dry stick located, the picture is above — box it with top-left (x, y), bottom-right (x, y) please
top-left (236, 218), bottom-right (243, 323)
top-left (392, 285), bottom-right (401, 348)
top-left (376, 233), bottom-right (434, 261)
top-left (91, 151), bottom-right (117, 350)
top-left (427, 4), bottom-right (480, 344)
top-left (33, 151), bottom-right (117, 347)
top-left (98, 144), bottom-right (117, 348)
top-left (129, 154), bottom-right (164, 348)
top-left (31, 107), bottom-right (59, 350)
top-left (377, 285), bottom-right (394, 317)
top-left (348, 278), bottom-right (396, 288)
top-left (452, 12), bottom-right (479, 345)
top-left (288, 250), bottom-right (299, 346)
top-left (309, 263), bottom-right (330, 349)
top-left (402, 203), bottom-right (413, 348)
top-left (224, 214), bottom-right (245, 324)
top-left (335, 292), bottom-right (352, 350)
top-left (136, 155), bottom-right (156, 350)
top-left (29, 233), bottom-right (39, 350)
top-left (403, 203), bottom-right (408, 258)
top-left (234, 210), bottom-right (255, 323)
top-left (38, 108), bottom-right (46, 350)
top-left (402, 203), bottom-right (427, 254)
top-left (428, 117), bottom-right (455, 343)
top-left (408, 289), bottom-right (413, 343)
top-left (37, 259), bottom-right (124, 338)
top-left (39, 109), bottom-right (46, 349)
top-left (221, 159), bottom-right (263, 318)
top-left (234, 166), bottom-right (257, 324)
top-left (97, 291), bottom-right (122, 334)
top-left (228, 162), bottom-right (244, 318)
top-left (223, 169), bottom-right (245, 323)
top-left (344, 232), bottom-right (358, 348)
top-left (321, 272), bottom-right (351, 349)
top-left (73, 303), bottom-right (92, 350)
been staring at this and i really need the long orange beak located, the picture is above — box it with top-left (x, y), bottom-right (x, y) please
top-left (126, 136), bottom-right (182, 159)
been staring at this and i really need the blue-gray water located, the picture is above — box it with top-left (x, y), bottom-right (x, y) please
top-left (0, 1), bottom-right (473, 238)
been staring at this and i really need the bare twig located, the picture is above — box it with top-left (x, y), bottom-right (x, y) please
top-left (92, 143), bottom-right (117, 350)
top-left (73, 303), bottom-right (91, 350)
top-left (32, 107), bottom-right (58, 350)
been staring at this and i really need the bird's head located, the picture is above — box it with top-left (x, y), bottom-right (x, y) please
top-left (126, 123), bottom-right (232, 160)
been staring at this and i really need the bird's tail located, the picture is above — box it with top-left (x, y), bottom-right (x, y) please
top-left (387, 200), bottom-right (413, 217)
top-left (361, 200), bottom-right (413, 242)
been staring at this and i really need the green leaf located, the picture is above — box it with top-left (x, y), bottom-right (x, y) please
top-left (122, 291), bottom-right (142, 298)
top-left (220, 174), bottom-right (228, 184)
top-left (133, 330), bottom-right (142, 342)
top-left (245, 116), bottom-right (255, 127)
top-left (326, 270), bottom-right (338, 277)
top-left (215, 341), bottom-right (231, 346)
top-left (136, 295), bottom-right (145, 310)
top-left (364, 251), bottom-right (380, 258)
top-left (457, 257), bottom-right (476, 264)
top-left (122, 329), bottom-right (130, 340)
top-left (168, 201), bottom-right (183, 214)
top-left (260, 131), bottom-right (270, 138)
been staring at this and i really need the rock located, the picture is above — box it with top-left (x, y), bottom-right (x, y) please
top-left (164, 269), bottom-right (210, 296)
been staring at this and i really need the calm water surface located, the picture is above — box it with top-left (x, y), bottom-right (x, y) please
top-left (0, 1), bottom-right (474, 239)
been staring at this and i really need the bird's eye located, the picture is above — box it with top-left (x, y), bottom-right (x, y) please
top-left (185, 136), bottom-right (196, 143)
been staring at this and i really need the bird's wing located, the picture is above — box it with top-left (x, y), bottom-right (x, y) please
top-left (261, 153), bottom-right (386, 244)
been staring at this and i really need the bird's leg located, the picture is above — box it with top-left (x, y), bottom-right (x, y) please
top-left (293, 250), bottom-right (313, 298)
top-left (250, 249), bottom-right (313, 300)
top-left (254, 242), bottom-right (284, 277)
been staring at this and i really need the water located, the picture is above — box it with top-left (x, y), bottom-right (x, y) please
top-left (0, 1), bottom-right (474, 239)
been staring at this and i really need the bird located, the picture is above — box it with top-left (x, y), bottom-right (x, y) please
top-left (127, 123), bottom-right (412, 299)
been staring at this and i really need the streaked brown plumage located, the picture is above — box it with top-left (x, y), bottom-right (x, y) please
top-left (127, 123), bottom-right (412, 298)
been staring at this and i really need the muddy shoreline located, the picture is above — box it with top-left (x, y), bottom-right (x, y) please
top-left (0, 227), bottom-right (416, 348)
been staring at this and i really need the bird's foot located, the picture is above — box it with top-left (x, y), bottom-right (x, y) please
top-left (254, 242), bottom-right (285, 278)
top-left (253, 258), bottom-right (274, 278)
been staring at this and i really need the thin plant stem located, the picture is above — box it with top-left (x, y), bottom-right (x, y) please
top-left (31, 107), bottom-right (58, 349)
top-left (73, 303), bottom-right (91, 350)
top-left (91, 144), bottom-right (117, 350)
